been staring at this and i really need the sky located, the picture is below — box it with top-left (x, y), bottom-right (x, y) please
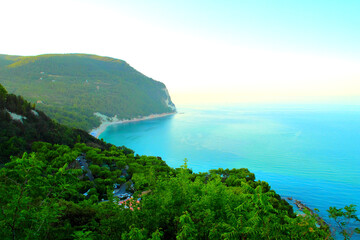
top-left (1, 0), bottom-right (360, 104)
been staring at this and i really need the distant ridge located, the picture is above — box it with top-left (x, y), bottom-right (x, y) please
top-left (0, 53), bottom-right (176, 130)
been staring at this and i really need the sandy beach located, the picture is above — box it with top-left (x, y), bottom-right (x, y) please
top-left (89, 112), bottom-right (176, 138)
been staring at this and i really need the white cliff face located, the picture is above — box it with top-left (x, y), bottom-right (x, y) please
top-left (7, 110), bottom-right (27, 123)
top-left (5, 109), bottom-right (38, 124)
top-left (94, 112), bottom-right (119, 123)
top-left (31, 110), bottom-right (39, 116)
top-left (162, 88), bottom-right (176, 111)
top-left (90, 112), bottom-right (121, 137)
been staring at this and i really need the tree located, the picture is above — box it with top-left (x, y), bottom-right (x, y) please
top-left (0, 83), bottom-right (7, 108)
top-left (176, 211), bottom-right (197, 240)
top-left (121, 226), bottom-right (146, 240)
top-left (72, 230), bottom-right (95, 240)
top-left (328, 204), bottom-right (360, 239)
top-left (0, 153), bottom-right (64, 239)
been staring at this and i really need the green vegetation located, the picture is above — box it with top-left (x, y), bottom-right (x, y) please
top-left (0, 145), bottom-right (334, 240)
top-left (0, 84), bottom-right (358, 239)
top-left (0, 83), bottom-right (116, 164)
top-left (0, 54), bottom-right (176, 130)
top-left (328, 205), bottom-right (360, 239)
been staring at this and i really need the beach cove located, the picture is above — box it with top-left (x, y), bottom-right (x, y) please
top-left (90, 112), bottom-right (176, 138)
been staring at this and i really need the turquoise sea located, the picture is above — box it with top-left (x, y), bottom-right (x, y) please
top-left (100, 104), bottom-right (360, 234)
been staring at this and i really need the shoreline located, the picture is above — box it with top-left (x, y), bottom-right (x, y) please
top-left (283, 196), bottom-right (329, 228)
top-left (89, 112), bottom-right (176, 138)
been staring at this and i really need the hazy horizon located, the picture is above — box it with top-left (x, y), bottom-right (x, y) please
top-left (1, 0), bottom-right (359, 105)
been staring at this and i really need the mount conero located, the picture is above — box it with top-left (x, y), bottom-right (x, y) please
top-left (0, 53), bottom-right (176, 131)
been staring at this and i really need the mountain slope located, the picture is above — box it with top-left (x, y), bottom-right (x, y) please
top-left (0, 83), bottom-right (125, 163)
top-left (0, 83), bottom-right (337, 239)
top-left (0, 54), bottom-right (176, 130)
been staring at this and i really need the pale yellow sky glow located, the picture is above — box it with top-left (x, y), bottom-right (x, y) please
top-left (1, 0), bottom-right (360, 105)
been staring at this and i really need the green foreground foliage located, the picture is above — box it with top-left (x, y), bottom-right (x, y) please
top-left (328, 205), bottom-right (360, 239)
top-left (0, 145), bottom-right (334, 240)
top-left (0, 83), bottom-right (358, 239)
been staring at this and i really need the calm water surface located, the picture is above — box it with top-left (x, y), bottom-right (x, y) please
top-left (100, 104), bottom-right (360, 234)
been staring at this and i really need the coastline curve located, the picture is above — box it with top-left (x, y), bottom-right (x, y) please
top-left (89, 112), bottom-right (176, 138)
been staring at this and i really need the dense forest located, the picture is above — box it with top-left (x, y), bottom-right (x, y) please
top-left (0, 84), bottom-right (359, 239)
top-left (0, 54), bottom-right (176, 130)
top-left (0, 83), bottom-right (115, 164)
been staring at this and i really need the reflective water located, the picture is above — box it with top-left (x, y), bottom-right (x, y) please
top-left (101, 104), bottom-right (360, 235)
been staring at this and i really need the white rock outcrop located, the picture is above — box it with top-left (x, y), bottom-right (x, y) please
top-left (162, 88), bottom-right (176, 111)
top-left (7, 110), bottom-right (27, 123)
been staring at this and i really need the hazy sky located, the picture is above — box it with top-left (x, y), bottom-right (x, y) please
top-left (1, 0), bottom-right (360, 104)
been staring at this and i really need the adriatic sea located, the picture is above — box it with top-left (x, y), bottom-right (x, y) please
top-left (100, 104), bottom-right (360, 236)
